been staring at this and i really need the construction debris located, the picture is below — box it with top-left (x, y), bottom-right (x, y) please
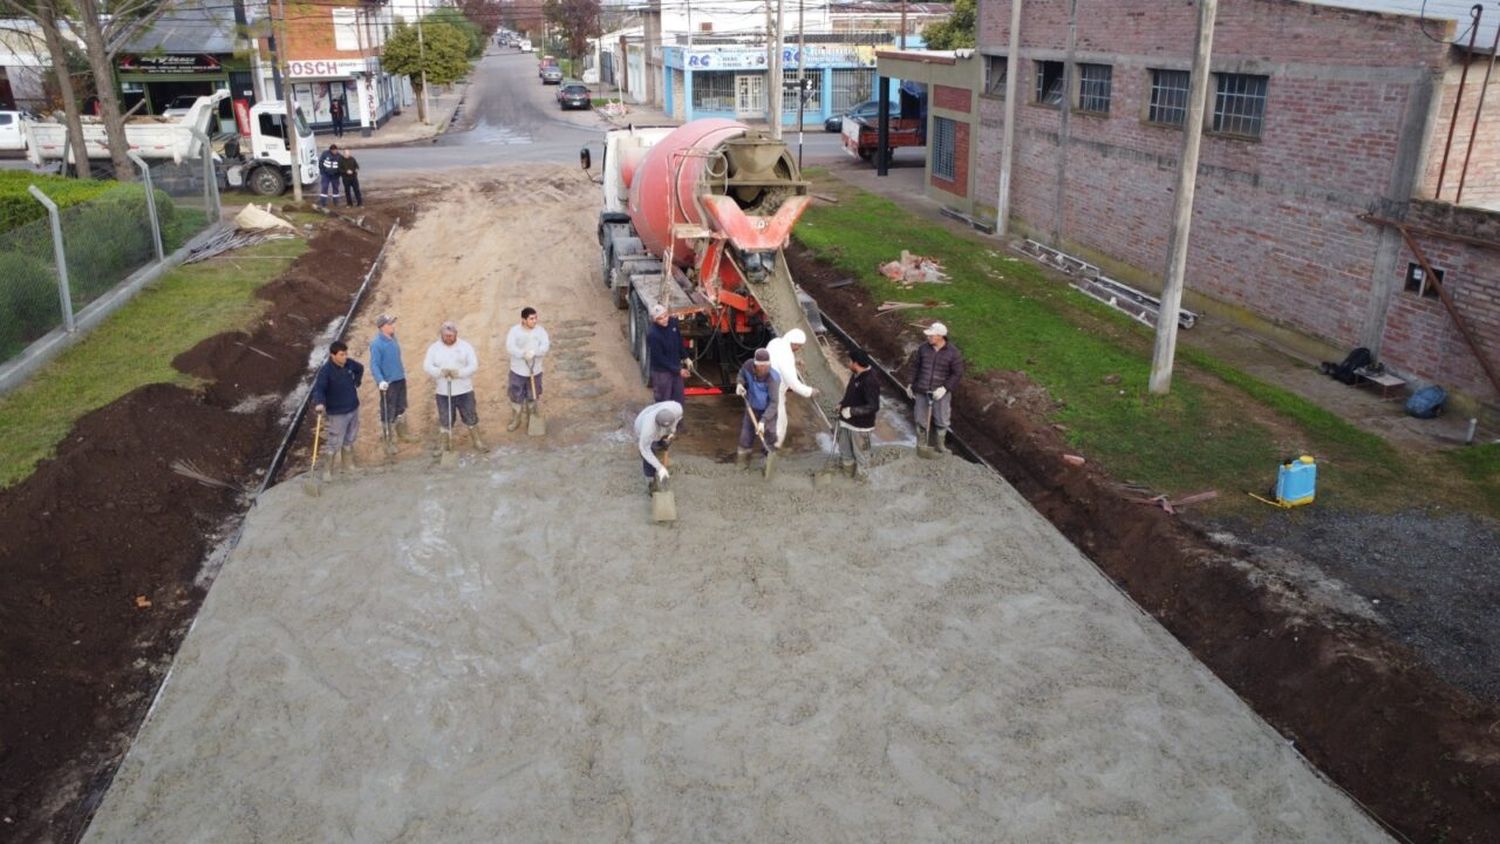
top-left (1133, 490), bottom-right (1219, 515)
top-left (879, 250), bottom-right (950, 286)
top-left (233, 203), bottom-right (297, 232)
top-left (1017, 239), bottom-right (1198, 330)
top-left (875, 300), bottom-right (951, 315)
top-left (184, 226), bottom-right (297, 265)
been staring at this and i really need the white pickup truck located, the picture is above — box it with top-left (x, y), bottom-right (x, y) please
top-left (21, 92), bottom-right (318, 195)
top-left (0, 109), bottom-right (38, 152)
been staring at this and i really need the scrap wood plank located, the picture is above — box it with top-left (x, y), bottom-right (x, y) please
top-left (1132, 490), bottom-right (1219, 515)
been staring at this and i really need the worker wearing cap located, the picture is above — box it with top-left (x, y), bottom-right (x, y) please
top-left (766, 327), bottom-right (820, 447)
top-left (505, 306), bottom-right (551, 431)
top-left (369, 313), bottom-right (416, 451)
top-left (316, 144), bottom-right (342, 208)
top-left (422, 320), bottom-right (485, 451)
top-left (646, 303), bottom-right (689, 409)
top-left (310, 340), bottom-right (364, 480)
top-left (734, 348), bottom-right (782, 468)
top-left (910, 321), bottom-right (964, 455)
top-left (835, 349), bottom-right (881, 481)
top-left (634, 400), bottom-right (683, 493)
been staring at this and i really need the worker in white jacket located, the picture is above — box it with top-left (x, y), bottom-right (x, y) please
top-left (422, 320), bottom-right (485, 450)
top-left (504, 306), bottom-right (551, 431)
top-left (765, 327), bottom-right (820, 446)
top-left (634, 400), bottom-right (683, 493)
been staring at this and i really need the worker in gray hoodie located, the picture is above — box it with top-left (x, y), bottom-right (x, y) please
top-left (634, 400), bottom-right (683, 494)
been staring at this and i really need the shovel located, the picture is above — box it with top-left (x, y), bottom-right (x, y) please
top-left (304, 411), bottom-right (325, 497)
top-left (915, 391), bottom-right (937, 459)
top-left (379, 387), bottom-right (397, 459)
top-left (440, 377), bottom-right (458, 468)
top-left (526, 363), bottom-right (546, 437)
top-left (742, 399), bottom-right (778, 479)
top-left (650, 475), bottom-right (677, 523)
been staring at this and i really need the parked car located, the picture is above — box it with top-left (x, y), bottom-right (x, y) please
top-left (519, 39), bottom-right (534, 52)
top-left (538, 55), bottom-right (559, 78)
top-left (541, 66), bottom-right (564, 84)
top-left (824, 100), bottom-right (881, 132)
top-left (557, 82), bottom-right (591, 110)
top-left (0, 110), bottom-right (37, 152)
top-left (162, 94), bottom-right (204, 118)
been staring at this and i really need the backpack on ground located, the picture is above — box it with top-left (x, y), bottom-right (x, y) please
top-left (1405, 385), bottom-right (1447, 419)
top-left (1320, 347), bottom-right (1373, 385)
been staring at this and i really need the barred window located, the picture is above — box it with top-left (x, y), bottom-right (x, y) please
top-left (692, 71), bottom-right (736, 112)
top-left (1148, 69), bottom-right (1189, 126)
top-left (1077, 63), bottom-right (1112, 113)
top-left (933, 117), bottom-right (956, 180)
top-left (783, 69), bottom-right (820, 113)
top-left (1034, 61), bottom-right (1064, 107)
top-left (984, 56), bottom-right (1008, 98)
top-left (830, 68), bottom-right (875, 113)
top-left (1213, 73), bottom-right (1268, 138)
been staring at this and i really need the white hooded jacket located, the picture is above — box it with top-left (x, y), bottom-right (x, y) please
top-left (766, 328), bottom-right (814, 443)
top-left (505, 324), bottom-right (551, 377)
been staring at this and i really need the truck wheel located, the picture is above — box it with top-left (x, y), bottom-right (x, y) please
top-left (601, 243), bottom-right (613, 289)
top-left (249, 166), bottom-right (287, 197)
top-left (611, 268), bottom-right (629, 310)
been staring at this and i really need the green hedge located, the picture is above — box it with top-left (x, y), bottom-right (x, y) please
top-left (0, 171), bottom-right (119, 233)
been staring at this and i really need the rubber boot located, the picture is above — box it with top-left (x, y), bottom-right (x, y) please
top-left (320, 450), bottom-right (335, 482)
top-left (434, 429), bottom-right (451, 457)
top-left (916, 426), bottom-right (929, 450)
top-left (340, 446), bottom-right (356, 473)
top-left (468, 425), bottom-right (487, 451)
top-left (395, 416), bottom-right (419, 443)
top-left (934, 427), bottom-right (951, 455)
top-left (506, 403), bottom-right (523, 431)
top-left (735, 448), bottom-right (751, 469)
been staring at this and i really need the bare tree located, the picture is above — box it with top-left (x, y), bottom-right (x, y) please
top-left (68, 0), bottom-right (175, 180)
top-left (0, 0), bottom-right (88, 173)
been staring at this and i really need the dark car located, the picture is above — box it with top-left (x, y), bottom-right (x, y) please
top-left (541, 66), bottom-right (564, 85)
top-left (557, 83), bottom-right (591, 110)
top-left (824, 100), bottom-right (882, 132)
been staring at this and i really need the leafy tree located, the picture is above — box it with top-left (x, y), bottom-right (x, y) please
top-left (381, 20), bottom-right (472, 123)
top-left (455, 0), bottom-right (503, 39)
top-left (544, 0), bottom-right (600, 63)
top-left (424, 7), bottom-right (484, 59)
top-left (921, 0), bottom-right (976, 50)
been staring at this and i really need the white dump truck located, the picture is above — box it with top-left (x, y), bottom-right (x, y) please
top-left (23, 92), bottom-right (318, 196)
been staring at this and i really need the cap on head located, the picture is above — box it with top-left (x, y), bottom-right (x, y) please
top-left (376, 313), bottom-right (397, 328)
top-left (440, 320), bottom-right (458, 334)
top-left (655, 406), bottom-right (681, 427)
top-left (849, 349), bottom-right (874, 368)
top-left (329, 144), bottom-right (339, 151)
top-left (649, 304), bottom-right (668, 319)
top-left (923, 322), bottom-right (949, 337)
top-left (784, 328), bottom-right (807, 345)
top-left (753, 348), bottom-right (771, 363)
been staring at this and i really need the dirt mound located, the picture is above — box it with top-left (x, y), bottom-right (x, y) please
top-left (0, 211), bottom-right (400, 842)
top-left (786, 242), bottom-right (1500, 843)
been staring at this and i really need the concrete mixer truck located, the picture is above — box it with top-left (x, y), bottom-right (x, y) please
top-left (582, 119), bottom-right (844, 401)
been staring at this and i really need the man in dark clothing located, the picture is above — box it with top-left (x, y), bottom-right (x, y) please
top-left (330, 98), bottom-right (345, 138)
top-left (734, 348), bottom-right (781, 469)
top-left (646, 303), bottom-right (688, 408)
top-left (339, 149), bottom-right (363, 207)
top-left (317, 144), bottom-right (342, 208)
top-left (311, 340), bottom-right (365, 480)
top-left (910, 321), bottom-right (964, 455)
top-left (835, 349), bottom-right (881, 481)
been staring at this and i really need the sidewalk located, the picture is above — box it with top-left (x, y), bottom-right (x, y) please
top-left (322, 84), bottom-right (468, 149)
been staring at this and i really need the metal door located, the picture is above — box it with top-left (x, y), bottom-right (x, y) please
top-left (735, 74), bottom-right (764, 116)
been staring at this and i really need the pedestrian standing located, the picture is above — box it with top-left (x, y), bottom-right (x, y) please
top-left (422, 320), bottom-right (485, 451)
top-left (646, 303), bottom-right (688, 408)
top-left (635, 400), bottom-right (683, 494)
top-left (766, 327), bottom-right (820, 447)
top-left (835, 349), bottom-right (881, 481)
top-left (310, 340), bottom-right (365, 480)
top-left (910, 322), bottom-right (964, 455)
top-left (734, 348), bottom-right (781, 469)
top-left (317, 144), bottom-right (342, 208)
top-left (330, 98), bottom-right (345, 138)
top-left (339, 149), bottom-right (363, 207)
top-left (369, 313), bottom-right (416, 452)
top-left (504, 307), bottom-right (551, 431)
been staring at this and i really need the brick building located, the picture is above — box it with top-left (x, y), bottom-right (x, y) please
top-left (263, 0), bottom-right (407, 134)
top-left (973, 0), bottom-right (1500, 413)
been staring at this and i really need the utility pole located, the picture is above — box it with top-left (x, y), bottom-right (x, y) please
top-left (769, 0), bottom-right (784, 139)
top-left (796, 0), bottom-right (806, 166)
top-left (1148, 0), bottom-right (1217, 395)
top-left (900, 0), bottom-right (908, 49)
top-left (276, 0), bottom-right (303, 202)
top-left (995, 0), bottom-right (1023, 237)
top-left (417, 13), bottom-right (430, 124)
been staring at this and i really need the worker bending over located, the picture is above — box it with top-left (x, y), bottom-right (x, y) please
top-left (835, 349), bottom-right (881, 481)
top-left (735, 348), bottom-right (781, 469)
top-left (635, 400), bottom-right (683, 494)
top-left (766, 328), bottom-right (819, 447)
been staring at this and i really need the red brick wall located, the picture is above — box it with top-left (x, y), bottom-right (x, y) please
top-left (934, 84), bottom-right (972, 114)
top-left (270, 0), bottom-right (370, 61)
top-left (933, 120), bottom-right (970, 198)
top-left (973, 0), bottom-right (1453, 368)
top-left (1420, 69), bottom-right (1500, 205)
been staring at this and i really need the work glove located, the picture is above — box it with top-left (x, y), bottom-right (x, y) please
top-left (523, 350), bottom-right (535, 363)
top-left (735, 383), bottom-right (747, 398)
top-left (807, 387), bottom-right (821, 399)
top-left (314, 404), bottom-right (326, 415)
top-left (933, 386), bottom-right (948, 401)
top-left (656, 468), bottom-right (670, 483)
top-left (442, 368), bottom-right (457, 379)
top-left (840, 406), bottom-right (852, 420)
top-left (378, 380), bottom-right (389, 392)
top-left (755, 421), bottom-right (765, 437)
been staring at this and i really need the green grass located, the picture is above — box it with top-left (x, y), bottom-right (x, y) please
top-left (0, 236), bottom-right (308, 489)
top-left (1447, 443), bottom-right (1500, 512)
top-left (793, 184), bottom-right (1430, 511)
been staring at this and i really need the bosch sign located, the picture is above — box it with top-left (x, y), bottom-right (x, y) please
top-left (287, 59), bottom-right (370, 78)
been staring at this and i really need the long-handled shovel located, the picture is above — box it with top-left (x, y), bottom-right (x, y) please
top-left (440, 377), bottom-right (459, 468)
top-left (526, 362), bottom-right (546, 437)
top-left (650, 472), bottom-right (677, 523)
top-left (379, 388), bottom-right (397, 459)
top-left (742, 399), bottom-right (778, 479)
top-left (915, 390), bottom-right (937, 459)
top-left (304, 411), bottom-right (325, 497)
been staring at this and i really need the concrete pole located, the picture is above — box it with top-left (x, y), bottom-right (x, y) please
top-left (277, 0), bottom-right (303, 203)
top-left (796, 0), bottom-right (806, 162)
top-left (770, 0), bottom-right (785, 139)
top-left (417, 17), bottom-right (431, 124)
top-left (995, 0), bottom-right (1023, 237)
top-left (28, 185), bottom-right (75, 333)
top-left (1148, 0), bottom-right (1217, 395)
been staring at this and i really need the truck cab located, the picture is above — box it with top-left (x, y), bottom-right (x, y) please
top-left (222, 101), bottom-right (319, 196)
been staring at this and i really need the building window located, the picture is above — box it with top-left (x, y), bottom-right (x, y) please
top-left (1077, 63), bottom-right (1112, 114)
top-left (692, 71), bottom-right (736, 113)
top-left (984, 56), bottom-right (1007, 98)
top-left (1148, 69), bottom-right (1189, 126)
top-left (332, 9), bottom-right (359, 51)
top-left (783, 69), bottom-right (820, 114)
top-left (830, 68), bottom-right (875, 112)
top-left (1405, 263), bottom-right (1443, 299)
top-left (1213, 73), bottom-right (1268, 138)
top-left (1034, 60), bottom-right (1064, 107)
top-left (933, 117), bottom-right (956, 180)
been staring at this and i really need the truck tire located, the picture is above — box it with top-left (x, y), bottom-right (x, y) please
top-left (601, 242), bottom-right (613, 289)
top-left (248, 166), bottom-right (287, 197)
top-left (610, 267), bottom-right (629, 310)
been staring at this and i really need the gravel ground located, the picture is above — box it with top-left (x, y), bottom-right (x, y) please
top-left (1220, 507), bottom-right (1500, 703)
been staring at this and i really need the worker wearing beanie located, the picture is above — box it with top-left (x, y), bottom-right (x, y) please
top-left (765, 327), bottom-right (820, 446)
top-left (422, 320), bottom-right (484, 451)
top-left (835, 349), bottom-right (881, 481)
top-left (734, 348), bottom-right (781, 468)
top-left (910, 321), bottom-right (964, 454)
top-left (646, 303), bottom-right (688, 408)
top-left (635, 400), bottom-right (683, 493)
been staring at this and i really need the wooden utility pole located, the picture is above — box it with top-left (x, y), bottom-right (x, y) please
top-left (1148, 0), bottom-right (1217, 395)
top-left (417, 15), bottom-right (430, 124)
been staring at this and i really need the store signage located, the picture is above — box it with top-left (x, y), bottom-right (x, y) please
top-left (683, 46), bottom-right (870, 70)
top-left (118, 53), bottom-right (222, 74)
top-left (288, 59), bottom-right (372, 78)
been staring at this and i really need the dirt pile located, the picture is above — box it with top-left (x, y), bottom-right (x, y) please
top-left (0, 208), bottom-right (399, 842)
top-left (786, 242), bottom-right (1500, 843)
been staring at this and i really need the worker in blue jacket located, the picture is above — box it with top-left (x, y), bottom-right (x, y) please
top-left (646, 302), bottom-right (689, 409)
top-left (734, 348), bottom-right (781, 469)
top-left (317, 144), bottom-right (342, 208)
top-left (369, 313), bottom-right (415, 453)
top-left (310, 340), bottom-right (364, 480)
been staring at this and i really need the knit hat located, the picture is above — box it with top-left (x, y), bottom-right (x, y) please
top-left (655, 406), bottom-right (680, 427)
top-left (376, 313), bottom-right (397, 328)
top-left (650, 304), bottom-right (668, 319)
top-left (784, 328), bottom-right (807, 345)
top-left (753, 348), bottom-right (771, 363)
top-left (923, 322), bottom-right (948, 337)
top-left (440, 320), bottom-right (458, 333)
top-left (849, 349), bottom-right (874, 368)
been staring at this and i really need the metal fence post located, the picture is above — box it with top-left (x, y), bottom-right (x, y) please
top-left (28, 184), bottom-right (75, 333)
top-left (187, 127), bottom-right (221, 222)
top-left (128, 152), bottom-right (165, 263)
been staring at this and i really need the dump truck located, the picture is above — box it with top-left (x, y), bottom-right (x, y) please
top-left (24, 92), bottom-right (318, 196)
top-left (582, 119), bottom-right (845, 401)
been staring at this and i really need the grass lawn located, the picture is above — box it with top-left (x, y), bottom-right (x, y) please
top-left (794, 175), bottom-right (1493, 518)
top-left (0, 236), bottom-right (308, 489)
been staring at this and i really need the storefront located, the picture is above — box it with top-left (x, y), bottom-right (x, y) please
top-left (116, 52), bottom-right (254, 127)
top-left (662, 44), bottom-right (884, 128)
top-left (281, 58), bottom-right (405, 134)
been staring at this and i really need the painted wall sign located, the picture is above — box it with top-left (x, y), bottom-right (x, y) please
top-left (287, 59), bottom-right (372, 79)
top-left (118, 53), bottom-right (223, 74)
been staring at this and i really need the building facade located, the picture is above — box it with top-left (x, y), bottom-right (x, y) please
top-left (663, 43), bottom-right (882, 126)
top-left (265, 0), bottom-right (406, 133)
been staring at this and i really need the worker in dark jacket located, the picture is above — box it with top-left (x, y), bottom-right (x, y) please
top-left (646, 303), bottom-right (688, 407)
top-left (317, 144), bottom-right (341, 208)
top-left (310, 340), bottom-right (364, 479)
top-left (734, 348), bottom-right (781, 469)
top-left (836, 349), bottom-right (881, 481)
top-left (910, 321), bottom-right (963, 455)
top-left (339, 148), bottom-right (363, 207)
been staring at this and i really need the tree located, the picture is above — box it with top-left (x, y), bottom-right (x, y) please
top-left (0, 2), bottom-right (90, 173)
top-left (381, 20), bottom-right (472, 124)
top-left (425, 7), bottom-right (484, 59)
top-left (921, 0), bottom-right (976, 51)
top-left (544, 0), bottom-right (600, 63)
top-left (455, 0), bottom-right (503, 39)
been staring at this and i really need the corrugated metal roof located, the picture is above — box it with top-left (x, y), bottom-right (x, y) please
top-left (121, 2), bottom-right (241, 55)
top-left (1301, 0), bottom-right (1499, 51)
